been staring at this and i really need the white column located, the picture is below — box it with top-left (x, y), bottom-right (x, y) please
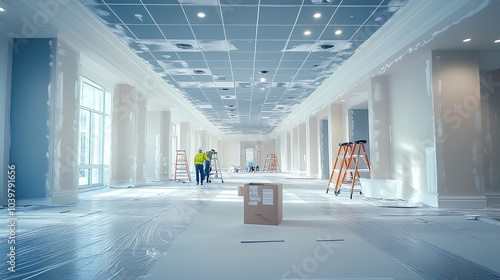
top-left (286, 131), bottom-right (292, 172)
top-left (0, 34), bottom-right (10, 206)
top-left (306, 116), bottom-right (319, 178)
top-left (432, 51), bottom-right (485, 208)
top-left (159, 111), bottom-right (171, 182)
top-left (51, 39), bottom-right (80, 204)
top-left (328, 104), bottom-right (344, 175)
top-left (291, 126), bottom-right (299, 173)
top-left (369, 76), bottom-right (392, 179)
top-left (298, 122), bottom-right (307, 176)
top-left (110, 84), bottom-right (147, 187)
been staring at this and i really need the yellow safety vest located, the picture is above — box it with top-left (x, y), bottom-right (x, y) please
top-left (194, 152), bottom-right (210, 165)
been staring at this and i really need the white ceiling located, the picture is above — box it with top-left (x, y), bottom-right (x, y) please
top-left (80, 0), bottom-right (409, 134)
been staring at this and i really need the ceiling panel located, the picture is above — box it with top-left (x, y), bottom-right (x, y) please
top-left (83, 0), bottom-right (409, 134)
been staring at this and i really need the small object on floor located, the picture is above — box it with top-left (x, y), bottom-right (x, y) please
top-left (466, 215), bottom-right (480, 220)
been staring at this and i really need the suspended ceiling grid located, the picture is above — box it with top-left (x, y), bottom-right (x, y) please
top-left (81, 0), bottom-right (409, 134)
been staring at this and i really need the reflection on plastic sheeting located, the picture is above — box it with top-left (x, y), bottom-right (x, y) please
top-left (289, 187), bottom-right (500, 280)
top-left (0, 186), bottom-right (221, 280)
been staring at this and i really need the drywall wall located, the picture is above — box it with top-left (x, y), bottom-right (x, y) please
top-left (320, 119), bottom-right (329, 180)
top-left (481, 69), bottom-right (500, 206)
top-left (368, 76), bottom-right (392, 179)
top-left (221, 139), bottom-right (239, 169)
top-left (260, 138), bottom-right (276, 169)
top-left (298, 122), bottom-right (307, 176)
top-left (0, 33), bottom-right (12, 206)
top-left (306, 116), bottom-right (319, 178)
top-left (51, 38), bottom-right (80, 204)
top-left (10, 38), bottom-right (54, 201)
top-left (389, 52), bottom-right (437, 206)
top-left (328, 104), bottom-right (345, 178)
top-left (349, 109), bottom-right (370, 178)
top-left (432, 51), bottom-right (485, 208)
top-left (146, 111), bottom-right (161, 181)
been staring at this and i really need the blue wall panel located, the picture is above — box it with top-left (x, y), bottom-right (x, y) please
top-left (10, 38), bottom-right (54, 199)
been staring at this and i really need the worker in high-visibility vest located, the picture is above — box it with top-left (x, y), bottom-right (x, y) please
top-left (194, 147), bottom-right (210, 185)
top-left (204, 149), bottom-right (215, 183)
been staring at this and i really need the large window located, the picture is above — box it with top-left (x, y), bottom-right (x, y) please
top-left (78, 78), bottom-right (111, 187)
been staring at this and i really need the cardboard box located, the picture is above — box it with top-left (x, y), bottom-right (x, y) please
top-left (244, 183), bottom-right (282, 225)
top-left (238, 186), bottom-right (244, 196)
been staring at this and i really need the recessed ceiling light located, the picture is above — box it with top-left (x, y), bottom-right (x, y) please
top-left (335, 30), bottom-right (342, 35)
top-left (304, 30), bottom-right (311, 36)
top-left (260, 78), bottom-right (266, 82)
top-left (0, 7), bottom-right (5, 12)
top-left (495, 39), bottom-right (500, 43)
top-left (197, 12), bottom-right (205, 18)
top-left (463, 38), bottom-right (471, 42)
top-left (313, 13), bottom-right (321, 18)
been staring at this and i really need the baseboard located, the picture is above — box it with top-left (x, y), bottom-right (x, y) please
top-left (485, 194), bottom-right (500, 208)
top-left (438, 196), bottom-right (487, 209)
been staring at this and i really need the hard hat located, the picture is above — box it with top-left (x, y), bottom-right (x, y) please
top-left (198, 147), bottom-right (202, 151)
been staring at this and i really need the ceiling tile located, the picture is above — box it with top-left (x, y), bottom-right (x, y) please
top-left (258, 6), bottom-right (301, 25)
top-left (256, 40), bottom-right (287, 52)
top-left (146, 5), bottom-right (189, 25)
top-left (230, 40), bottom-right (255, 52)
top-left (230, 52), bottom-right (255, 61)
top-left (368, 7), bottom-right (401, 25)
top-left (127, 25), bottom-right (164, 39)
top-left (290, 25), bottom-right (325, 41)
top-left (191, 25), bottom-right (225, 40)
top-left (232, 60), bottom-right (254, 68)
top-left (341, 0), bottom-right (382, 6)
top-left (204, 51), bottom-right (230, 60)
top-left (207, 60), bottom-right (231, 69)
top-left (183, 5), bottom-right (223, 25)
top-left (255, 52), bottom-right (282, 61)
top-left (260, 0), bottom-right (303, 5)
top-left (254, 60), bottom-right (280, 69)
top-left (257, 25), bottom-right (294, 40)
top-left (88, 5), bottom-right (122, 24)
top-left (320, 25), bottom-right (359, 40)
top-left (296, 6), bottom-right (337, 25)
top-left (159, 25), bottom-right (195, 40)
top-left (211, 69), bottom-right (233, 76)
top-left (176, 52), bottom-right (204, 60)
top-left (330, 7), bottom-right (378, 25)
top-left (221, 6), bottom-right (258, 25)
top-left (225, 26), bottom-right (256, 40)
top-left (109, 5), bottom-right (155, 24)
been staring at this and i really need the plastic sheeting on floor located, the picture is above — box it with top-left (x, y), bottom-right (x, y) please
top-left (0, 185), bottom-right (221, 280)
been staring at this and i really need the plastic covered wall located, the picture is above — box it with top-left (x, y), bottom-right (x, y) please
top-left (10, 38), bottom-right (54, 201)
top-left (481, 68), bottom-right (500, 206)
top-left (0, 33), bottom-right (12, 206)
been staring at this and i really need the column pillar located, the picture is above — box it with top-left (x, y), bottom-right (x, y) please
top-left (328, 104), bottom-right (344, 175)
top-left (306, 116), bottom-right (319, 178)
top-left (298, 122), bottom-right (307, 176)
top-left (110, 84), bottom-right (147, 187)
top-left (432, 51), bottom-right (485, 208)
top-left (369, 76), bottom-right (392, 179)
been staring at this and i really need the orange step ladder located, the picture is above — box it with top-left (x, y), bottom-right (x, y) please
top-left (174, 150), bottom-right (191, 182)
top-left (263, 154), bottom-right (280, 172)
top-left (326, 140), bottom-right (371, 199)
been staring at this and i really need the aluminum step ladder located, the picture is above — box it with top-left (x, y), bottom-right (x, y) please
top-left (208, 152), bottom-right (224, 183)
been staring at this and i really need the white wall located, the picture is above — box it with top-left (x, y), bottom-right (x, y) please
top-left (0, 33), bottom-right (12, 206)
top-left (146, 111), bottom-right (161, 181)
top-left (481, 68), bottom-right (500, 206)
top-left (432, 51), bottom-right (485, 208)
top-left (222, 139), bottom-right (240, 169)
top-left (388, 52), bottom-right (437, 206)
